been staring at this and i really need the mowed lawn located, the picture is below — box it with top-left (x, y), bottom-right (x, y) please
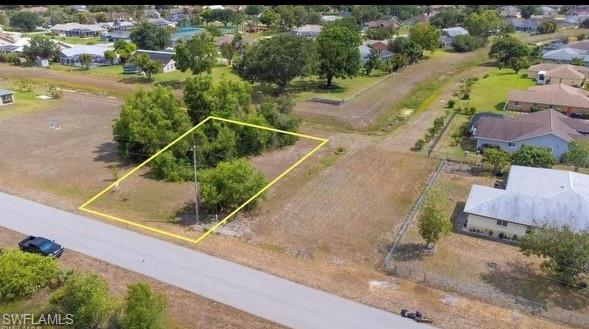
top-left (51, 36), bottom-right (104, 45)
top-left (456, 68), bottom-right (535, 112)
top-left (0, 83), bottom-right (60, 119)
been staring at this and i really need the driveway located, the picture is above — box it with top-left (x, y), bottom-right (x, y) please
top-left (0, 191), bottom-right (434, 329)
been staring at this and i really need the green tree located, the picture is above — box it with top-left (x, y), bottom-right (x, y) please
top-left (563, 141), bottom-right (589, 171)
top-left (198, 159), bottom-right (267, 213)
top-left (220, 42), bottom-right (235, 65)
top-left (183, 75), bottom-right (251, 123)
top-left (520, 226), bottom-right (589, 286)
top-left (489, 36), bottom-right (529, 68)
top-left (78, 53), bottom-right (93, 70)
top-left (519, 5), bottom-right (538, 19)
top-left (511, 145), bottom-right (555, 168)
top-left (113, 86), bottom-right (192, 162)
top-left (452, 34), bottom-right (482, 52)
top-left (418, 191), bottom-right (452, 249)
top-left (0, 249), bottom-right (60, 302)
top-left (364, 48), bottom-right (380, 76)
top-left (538, 20), bottom-right (557, 34)
top-left (103, 50), bottom-right (116, 65)
top-left (77, 12), bottom-right (93, 24)
top-left (22, 35), bottom-right (57, 64)
top-left (173, 32), bottom-right (217, 75)
top-left (259, 9), bottom-right (278, 28)
top-left (114, 40), bottom-right (137, 63)
top-left (464, 10), bottom-right (503, 40)
top-left (430, 7), bottom-right (466, 28)
top-left (209, 9), bottom-right (235, 27)
top-left (121, 283), bottom-right (167, 329)
top-left (482, 148), bottom-right (511, 175)
top-left (130, 22), bottom-right (170, 50)
top-left (571, 57), bottom-right (585, 66)
top-left (316, 24), bottom-right (361, 87)
top-left (234, 34), bottom-right (316, 90)
top-left (95, 12), bottom-right (108, 23)
top-left (388, 37), bottom-right (423, 64)
top-left (409, 22), bottom-right (440, 53)
top-left (49, 273), bottom-right (111, 329)
top-left (245, 5), bottom-right (264, 16)
top-left (130, 53), bottom-right (162, 80)
top-left (9, 11), bottom-right (43, 32)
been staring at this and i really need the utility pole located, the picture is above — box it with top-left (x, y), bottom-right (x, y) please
top-left (192, 143), bottom-right (199, 223)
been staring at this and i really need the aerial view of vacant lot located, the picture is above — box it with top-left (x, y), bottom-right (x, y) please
top-left (1, 4), bottom-right (589, 329)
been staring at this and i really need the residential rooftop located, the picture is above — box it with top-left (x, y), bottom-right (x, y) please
top-left (507, 83), bottom-right (589, 109)
top-left (464, 165), bottom-right (589, 231)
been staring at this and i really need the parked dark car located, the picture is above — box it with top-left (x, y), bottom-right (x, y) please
top-left (18, 236), bottom-right (64, 258)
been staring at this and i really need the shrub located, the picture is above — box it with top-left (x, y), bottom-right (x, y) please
top-left (335, 146), bottom-right (345, 155)
top-left (483, 73), bottom-right (490, 79)
top-left (10, 79), bottom-right (35, 92)
top-left (0, 249), bottom-right (61, 301)
top-left (447, 99), bottom-right (455, 108)
top-left (578, 33), bottom-right (586, 41)
top-left (413, 139), bottom-right (426, 151)
top-left (48, 84), bottom-right (62, 99)
top-left (462, 93), bottom-right (470, 100)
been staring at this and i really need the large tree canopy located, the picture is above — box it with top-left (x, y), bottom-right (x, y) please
top-left (9, 11), bottom-right (43, 31)
top-left (464, 10), bottom-right (503, 39)
top-left (234, 34), bottom-right (316, 90)
top-left (130, 23), bottom-right (170, 50)
top-left (173, 32), bottom-right (218, 75)
top-left (409, 22), bottom-right (440, 53)
top-left (22, 35), bottom-right (57, 64)
top-left (316, 25), bottom-right (362, 87)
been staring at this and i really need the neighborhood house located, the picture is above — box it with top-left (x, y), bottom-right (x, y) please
top-left (463, 165), bottom-right (589, 241)
top-left (439, 27), bottom-right (469, 48)
top-left (505, 83), bottom-right (589, 114)
top-left (134, 50), bottom-right (176, 73)
top-left (293, 25), bottom-right (322, 39)
top-left (59, 45), bottom-right (117, 66)
top-left (0, 89), bottom-right (15, 106)
top-left (51, 23), bottom-right (106, 37)
top-left (472, 109), bottom-right (589, 159)
top-left (528, 63), bottom-right (588, 87)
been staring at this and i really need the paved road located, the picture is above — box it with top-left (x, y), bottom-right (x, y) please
top-left (0, 191), bottom-right (435, 329)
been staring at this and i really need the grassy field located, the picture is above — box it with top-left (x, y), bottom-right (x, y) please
top-left (51, 36), bottom-right (104, 45)
top-left (455, 68), bottom-right (535, 112)
top-left (0, 82), bottom-right (60, 119)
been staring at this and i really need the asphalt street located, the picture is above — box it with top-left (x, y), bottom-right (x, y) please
top-left (0, 191), bottom-right (435, 329)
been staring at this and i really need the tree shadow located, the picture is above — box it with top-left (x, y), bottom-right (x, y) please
top-left (93, 142), bottom-right (120, 164)
top-left (155, 80), bottom-right (184, 90)
top-left (480, 261), bottom-right (589, 312)
top-left (117, 77), bottom-right (152, 85)
top-left (495, 102), bottom-right (506, 111)
top-left (171, 201), bottom-right (221, 226)
top-left (392, 242), bottom-right (428, 261)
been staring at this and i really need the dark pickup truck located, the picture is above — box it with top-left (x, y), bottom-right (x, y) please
top-left (18, 236), bottom-right (64, 258)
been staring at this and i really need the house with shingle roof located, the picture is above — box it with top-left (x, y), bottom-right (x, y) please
top-left (472, 109), bottom-right (589, 158)
top-left (293, 25), bottom-right (322, 39)
top-left (527, 63), bottom-right (588, 87)
top-left (463, 165), bottom-right (589, 241)
top-left (59, 45), bottom-right (117, 67)
top-left (506, 83), bottom-right (589, 114)
top-left (51, 23), bottom-right (106, 37)
top-left (135, 49), bottom-right (176, 73)
top-left (542, 46), bottom-right (589, 66)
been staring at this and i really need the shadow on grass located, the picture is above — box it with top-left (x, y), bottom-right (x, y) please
top-left (171, 201), bottom-right (221, 226)
top-left (93, 142), bottom-right (120, 164)
top-left (451, 201), bottom-right (466, 231)
top-left (480, 261), bottom-right (589, 312)
top-left (392, 243), bottom-right (428, 261)
top-left (117, 77), bottom-right (152, 85)
top-left (495, 102), bottom-right (506, 111)
top-left (156, 80), bottom-right (184, 89)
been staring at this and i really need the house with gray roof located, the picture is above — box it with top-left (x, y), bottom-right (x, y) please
top-left (463, 165), bottom-right (589, 241)
top-left (504, 18), bottom-right (540, 33)
top-left (51, 23), bottom-right (106, 37)
top-left (472, 109), bottom-right (589, 159)
top-left (359, 45), bottom-right (392, 65)
top-left (439, 27), bottom-right (468, 48)
top-left (542, 46), bottom-right (589, 66)
top-left (101, 30), bottom-right (131, 42)
top-left (498, 6), bottom-right (521, 18)
top-left (134, 49), bottom-right (176, 73)
top-left (293, 25), bottom-right (322, 39)
top-left (59, 45), bottom-right (117, 67)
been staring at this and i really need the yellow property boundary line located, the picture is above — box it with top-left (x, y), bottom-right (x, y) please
top-left (79, 116), bottom-right (328, 244)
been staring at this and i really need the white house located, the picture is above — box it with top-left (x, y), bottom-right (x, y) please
top-left (463, 165), bottom-right (589, 241)
top-left (0, 89), bottom-right (15, 106)
top-left (134, 49), bottom-right (176, 73)
top-left (293, 25), bottom-right (322, 39)
top-left (59, 45), bottom-right (117, 67)
top-left (51, 23), bottom-right (106, 37)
